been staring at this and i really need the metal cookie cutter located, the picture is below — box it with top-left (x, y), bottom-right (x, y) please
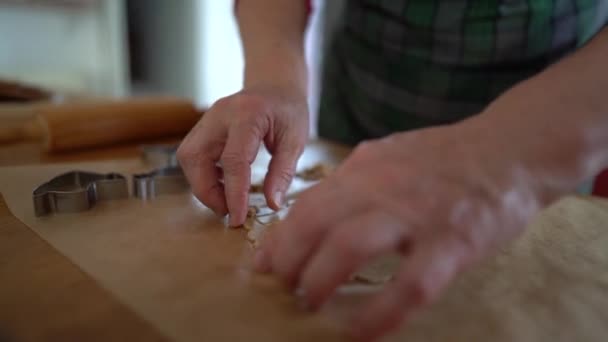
top-left (141, 144), bottom-right (179, 168)
top-left (33, 171), bottom-right (128, 217)
top-left (133, 166), bottom-right (189, 200)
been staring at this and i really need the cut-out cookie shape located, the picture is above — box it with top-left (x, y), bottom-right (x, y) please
top-left (133, 166), bottom-right (189, 200)
top-left (33, 171), bottom-right (128, 217)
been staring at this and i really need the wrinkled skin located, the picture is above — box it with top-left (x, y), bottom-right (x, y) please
top-left (254, 125), bottom-right (547, 341)
top-left (177, 85), bottom-right (309, 226)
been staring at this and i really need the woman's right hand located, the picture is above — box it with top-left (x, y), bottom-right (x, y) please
top-left (177, 84), bottom-right (309, 227)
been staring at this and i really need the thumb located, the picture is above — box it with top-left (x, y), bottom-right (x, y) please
top-left (264, 142), bottom-right (303, 210)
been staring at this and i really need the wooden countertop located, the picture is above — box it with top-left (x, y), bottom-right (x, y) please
top-left (0, 139), bottom-right (350, 341)
top-left (2, 139), bottom-right (608, 342)
top-left (0, 140), bottom-right (178, 341)
top-left (0, 138), bottom-right (180, 167)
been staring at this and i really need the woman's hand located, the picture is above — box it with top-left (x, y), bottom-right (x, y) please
top-left (177, 84), bottom-right (309, 226)
top-left (254, 123), bottom-right (549, 340)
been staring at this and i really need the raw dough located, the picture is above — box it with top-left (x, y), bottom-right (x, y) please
top-left (243, 205), bottom-right (399, 285)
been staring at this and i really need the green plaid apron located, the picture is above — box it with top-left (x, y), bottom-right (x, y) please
top-left (318, 0), bottom-right (608, 145)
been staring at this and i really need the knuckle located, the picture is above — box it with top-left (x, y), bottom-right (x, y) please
top-left (220, 152), bottom-right (249, 173)
top-left (176, 143), bottom-right (192, 163)
top-left (286, 217), bottom-right (319, 246)
top-left (212, 95), bottom-right (232, 110)
top-left (235, 115), bottom-right (267, 138)
top-left (349, 141), bottom-right (376, 164)
top-left (234, 93), bottom-right (268, 114)
top-left (354, 140), bottom-right (375, 155)
top-left (176, 126), bottom-right (226, 168)
top-left (332, 231), bottom-right (364, 260)
top-left (273, 167), bottom-right (295, 186)
top-left (176, 142), bottom-right (211, 168)
top-left (212, 93), bottom-right (267, 122)
top-left (452, 228), bottom-right (482, 257)
top-left (229, 110), bottom-right (269, 141)
top-left (292, 226), bottom-right (315, 245)
top-left (286, 140), bottom-right (307, 157)
top-left (176, 144), bottom-right (197, 168)
top-left (176, 145), bottom-right (187, 162)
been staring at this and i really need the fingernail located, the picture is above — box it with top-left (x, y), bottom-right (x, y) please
top-left (254, 250), bottom-right (270, 273)
top-left (228, 213), bottom-right (244, 227)
top-left (228, 215), bottom-right (237, 227)
top-left (273, 190), bottom-right (284, 208)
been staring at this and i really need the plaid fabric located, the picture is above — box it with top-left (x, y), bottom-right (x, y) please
top-left (318, 0), bottom-right (608, 145)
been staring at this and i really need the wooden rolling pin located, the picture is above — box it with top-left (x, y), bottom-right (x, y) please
top-left (0, 97), bottom-right (202, 152)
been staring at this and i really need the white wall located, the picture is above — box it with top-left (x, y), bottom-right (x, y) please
top-left (130, 0), bottom-right (244, 108)
top-left (130, 0), bottom-right (199, 100)
top-left (0, 2), bottom-right (128, 96)
top-left (195, 0), bottom-right (244, 107)
top-left (0, 0), bottom-right (342, 107)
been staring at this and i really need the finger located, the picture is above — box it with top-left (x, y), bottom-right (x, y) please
top-left (254, 177), bottom-right (366, 281)
top-left (221, 120), bottom-right (267, 226)
top-left (352, 236), bottom-right (468, 341)
top-left (287, 177), bottom-right (368, 232)
top-left (268, 183), bottom-right (369, 288)
top-left (177, 123), bottom-right (228, 215)
top-left (300, 211), bottom-right (406, 310)
top-left (264, 142), bottom-right (303, 210)
top-left (253, 224), bottom-right (279, 273)
top-left (186, 161), bottom-right (228, 215)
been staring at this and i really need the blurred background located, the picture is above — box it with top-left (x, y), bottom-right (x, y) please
top-left (0, 0), bottom-right (346, 134)
top-left (0, 0), bottom-right (603, 192)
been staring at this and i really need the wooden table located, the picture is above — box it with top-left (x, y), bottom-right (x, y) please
top-left (0, 138), bottom-right (180, 167)
top-left (0, 140), bottom-right (178, 341)
top-left (0, 138), bottom-right (349, 342)
top-left (2, 139), bottom-right (608, 342)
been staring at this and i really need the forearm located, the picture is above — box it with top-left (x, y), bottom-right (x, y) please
top-left (236, 0), bottom-right (309, 94)
top-left (467, 27), bottom-right (608, 197)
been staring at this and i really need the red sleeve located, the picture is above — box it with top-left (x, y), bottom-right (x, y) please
top-left (593, 169), bottom-right (608, 197)
top-left (234, 0), bottom-right (312, 17)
